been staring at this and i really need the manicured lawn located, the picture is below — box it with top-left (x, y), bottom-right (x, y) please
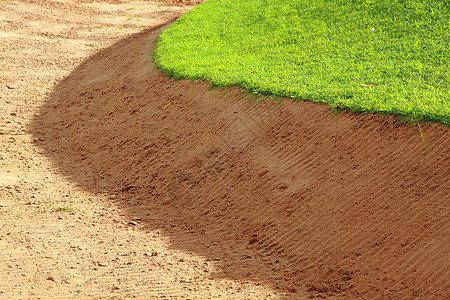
top-left (153, 0), bottom-right (449, 125)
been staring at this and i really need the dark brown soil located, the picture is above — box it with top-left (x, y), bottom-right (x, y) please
top-left (32, 23), bottom-right (450, 299)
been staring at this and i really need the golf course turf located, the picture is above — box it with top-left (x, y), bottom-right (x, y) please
top-left (154, 0), bottom-right (449, 125)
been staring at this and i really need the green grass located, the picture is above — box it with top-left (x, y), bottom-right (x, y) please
top-left (153, 0), bottom-right (449, 125)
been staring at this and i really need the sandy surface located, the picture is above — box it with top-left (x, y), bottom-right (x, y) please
top-left (1, 0), bottom-right (449, 299)
top-left (1, 0), bottom-right (273, 298)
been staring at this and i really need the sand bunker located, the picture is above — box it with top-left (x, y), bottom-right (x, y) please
top-left (28, 21), bottom-right (450, 298)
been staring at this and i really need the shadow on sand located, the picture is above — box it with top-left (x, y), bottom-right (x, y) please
top-left (30, 23), bottom-right (450, 298)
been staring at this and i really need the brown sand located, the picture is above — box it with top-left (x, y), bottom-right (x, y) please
top-left (1, 0), bottom-right (449, 298)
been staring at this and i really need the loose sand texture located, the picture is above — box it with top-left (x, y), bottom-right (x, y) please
top-left (1, 0), bottom-right (449, 299)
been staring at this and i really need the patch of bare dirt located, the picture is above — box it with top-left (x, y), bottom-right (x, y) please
top-left (1, 0), bottom-right (449, 299)
top-left (0, 0), bottom-right (274, 298)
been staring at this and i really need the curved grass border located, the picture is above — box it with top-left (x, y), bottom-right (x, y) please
top-left (153, 0), bottom-right (449, 126)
